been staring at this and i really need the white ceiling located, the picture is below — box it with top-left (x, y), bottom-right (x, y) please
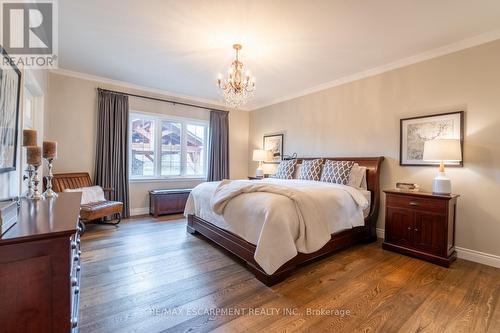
top-left (59, 0), bottom-right (500, 110)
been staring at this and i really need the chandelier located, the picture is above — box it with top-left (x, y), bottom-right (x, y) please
top-left (217, 44), bottom-right (255, 108)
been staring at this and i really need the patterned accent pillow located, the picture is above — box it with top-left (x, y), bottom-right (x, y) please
top-left (273, 159), bottom-right (297, 179)
top-left (298, 159), bottom-right (323, 181)
top-left (320, 160), bottom-right (355, 184)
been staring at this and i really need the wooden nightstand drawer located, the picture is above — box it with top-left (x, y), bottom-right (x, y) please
top-left (386, 193), bottom-right (447, 214)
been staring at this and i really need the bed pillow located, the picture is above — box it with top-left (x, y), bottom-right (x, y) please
top-left (298, 159), bottom-right (323, 181)
top-left (293, 163), bottom-right (302, 179)
top-left (273, 159), bottom-right (297, 179)
top-left (320, 160), bottom-right (355, 185)
top-left (348, 163), bottom-right (368, 189)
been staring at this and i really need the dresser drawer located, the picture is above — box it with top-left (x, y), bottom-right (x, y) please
top-left (386, 194), bottom-right (447, 214)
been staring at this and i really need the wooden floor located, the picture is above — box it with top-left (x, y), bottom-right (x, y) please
top-left (79, 215), bottom-right (500, 333)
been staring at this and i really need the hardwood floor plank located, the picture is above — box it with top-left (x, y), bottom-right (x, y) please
top-left (396, 259), bottom-right (481, 333)
top-left (78, 217), bottom-right (500, 333)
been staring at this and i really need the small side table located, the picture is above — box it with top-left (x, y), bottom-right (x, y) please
top-left (382, 189), bottom-right (459, 267)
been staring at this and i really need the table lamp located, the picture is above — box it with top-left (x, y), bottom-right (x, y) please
top-left (253, 149), bottom-right (271, 178)
top-left (423, 139), bottom-right (462, 195)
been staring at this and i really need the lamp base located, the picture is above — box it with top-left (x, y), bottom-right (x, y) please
top-left (432, 172), bottom-right (451, 195)
top-left (255, 168), bottom-right (264, 178)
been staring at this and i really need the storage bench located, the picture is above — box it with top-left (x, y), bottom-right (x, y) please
top-left (149, 189), bottom-right (192, 217)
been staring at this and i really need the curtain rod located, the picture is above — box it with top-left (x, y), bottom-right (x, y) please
top-left (96, 88), bottom-right (228, 112)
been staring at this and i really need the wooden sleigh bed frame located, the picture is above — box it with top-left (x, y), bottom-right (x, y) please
top-left (187, 156), bottom-right (384, 286)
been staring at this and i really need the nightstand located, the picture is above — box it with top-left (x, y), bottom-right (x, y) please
top-left (382, 190), bottom-right (459, 267)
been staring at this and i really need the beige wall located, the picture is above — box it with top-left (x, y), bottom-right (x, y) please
top-left (249, 40), bottom-right (500, 257)
top-left (46, 73), bottom-right (249, 212)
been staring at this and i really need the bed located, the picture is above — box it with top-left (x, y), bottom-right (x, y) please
top-left (186, 157), bottom-right (384, 286)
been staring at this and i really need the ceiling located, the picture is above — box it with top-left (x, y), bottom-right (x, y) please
top-left (58, 0), bottom-right (500, 110)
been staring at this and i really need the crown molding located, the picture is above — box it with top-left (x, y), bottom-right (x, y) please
top-left (49, 68), bottom-right (239, 111)
top-left (249, 29), bottom-right (500, 111)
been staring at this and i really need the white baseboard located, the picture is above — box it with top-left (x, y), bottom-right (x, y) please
top-left (130, 207), bottom-right (149, 216)
top-left (376, 228), bottom-right (500, 268)
top-left (455, 247), bottom-right (500, 269)
top-left (376, 228), bottom-right (385, 239)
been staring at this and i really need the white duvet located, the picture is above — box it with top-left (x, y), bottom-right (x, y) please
top-left (184, 178), bottom-right (369, 275)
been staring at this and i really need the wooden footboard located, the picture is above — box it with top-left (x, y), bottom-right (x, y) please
top-left (187, 156), bottom-right (384, 286)
top-left (188, 214), bottom-right (370, 285)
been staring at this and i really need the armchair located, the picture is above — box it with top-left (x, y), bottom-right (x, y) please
top-left (51, 172), bottom-right (123, 232)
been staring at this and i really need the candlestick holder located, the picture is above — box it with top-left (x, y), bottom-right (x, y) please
top-left (22, 165), bottom-right (35, 198)
top-left (43, 158), bottom-right (58, 198)
top-left (31, 165), bottom-right (42, 201)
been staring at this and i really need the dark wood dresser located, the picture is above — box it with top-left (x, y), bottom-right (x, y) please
top-left (382, 190), bottom-right (459, 267)
top-left (0, 192), bottom-right (82, 333)
top-left (149, 189), bottom-right (191, 217)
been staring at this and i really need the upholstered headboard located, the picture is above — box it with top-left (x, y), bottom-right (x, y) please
top-left (295, 157), bottom-right (384, 237)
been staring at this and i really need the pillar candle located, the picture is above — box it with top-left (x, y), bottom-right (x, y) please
top-left (23, 129), bottom-right (37, 147)
top-left (43, 141), bottom-right (57, 159)
top-left (27, 146), bottom-right (42, 166)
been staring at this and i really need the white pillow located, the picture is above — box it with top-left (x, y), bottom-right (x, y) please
top-left (64, 186), bottom-right (106, 204)
top-left (348, 163), bottom-right (368, 190)
top-left (293, 164), bottom-right (302, 179)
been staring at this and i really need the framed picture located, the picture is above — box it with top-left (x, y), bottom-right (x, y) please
top-left (0, 47), bottom-right (22, 174)
top-left (400, 111), bottom-right (464, 166)
top-left (263, 134), bottom-right (284, 163)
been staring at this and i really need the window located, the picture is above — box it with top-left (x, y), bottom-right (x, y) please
top-left (130, 112), bottom-right (209, 180)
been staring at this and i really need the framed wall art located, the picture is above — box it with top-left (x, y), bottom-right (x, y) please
top-left (0, 47), bottom-right (22, 173)
top-left (400, 111), bottom-right (464, 166)
top-left (263, 133), bottom-right (284, 163)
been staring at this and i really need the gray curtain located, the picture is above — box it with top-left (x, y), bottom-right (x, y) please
top-left (207, 110), bottom-right (229, 181)
top-left (95, 90), bottom-right (130, 217)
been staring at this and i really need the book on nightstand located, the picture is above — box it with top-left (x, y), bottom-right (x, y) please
top-left (0, 201), bottom-right (18, 236)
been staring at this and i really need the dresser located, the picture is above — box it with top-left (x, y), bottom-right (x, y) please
top-left (382, 190), bottom-right (459, 267)
top-left (0, 192), bottom-right (82, 333)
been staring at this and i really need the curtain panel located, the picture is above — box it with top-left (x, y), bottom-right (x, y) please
top-left (94, 90), bottom-right (130, 217)
top-left (207, 110), bottom-right (229, 181)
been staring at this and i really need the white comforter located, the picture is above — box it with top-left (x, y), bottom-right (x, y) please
top-left (184, 178), bottom-right (368, 275)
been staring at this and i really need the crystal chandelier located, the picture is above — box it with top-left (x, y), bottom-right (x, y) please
top-left (217, 44), bottom-right (256, 108)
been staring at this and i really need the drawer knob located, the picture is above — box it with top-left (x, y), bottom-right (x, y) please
top-left (409, 202), bottom-right (419, 206)
top-left (414, 228), bottom-right (419, 232)
top-left (407, 227), bottom-right (411, 230)
top-left (71, 317), bottom-right (78, 328)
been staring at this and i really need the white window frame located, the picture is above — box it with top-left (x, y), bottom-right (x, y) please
top-left (129, 111), bottom-right (209, 182)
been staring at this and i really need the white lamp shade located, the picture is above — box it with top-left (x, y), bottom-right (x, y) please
top-left (423, 139), bottom-right (462, 162)
top-left (253, 149), bottom-right (271, 162)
